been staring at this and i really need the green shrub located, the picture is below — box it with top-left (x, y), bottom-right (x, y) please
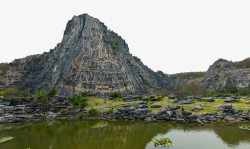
top-left (48, 88), bottom-right (58, 97)
top-left (239, 88), bottom-right (250, 96)
top-left (88, 108), bottom-right (100, 116)
top-left (80, 91), bottom-right (91, 97)
top-left (143, 97), bottom-right (150, 101)
top-left (223, 82), bottom-right (238, 93)
top-left (110, 92), bottom-right (122, 98)
top-left (208, 92), bottom-right (233, 97)
top-left (107, 108), bottom-right (114, 115)
top-left (70, 95), bottom-right (88, 108)
top-left (37, 90), bottom-right (47, 101)
top-left (60, 109), bottom-right (68, 116)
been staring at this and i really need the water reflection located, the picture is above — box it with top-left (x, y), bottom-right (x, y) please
top-left (0, 121), bottom-right (250, 149)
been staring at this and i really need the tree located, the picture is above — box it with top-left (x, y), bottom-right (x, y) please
top-left (37, 90), bottom-right (47, 102)
top-left (110, 92), bottom-right (122, 98)
top-left (223, 82), bottom-right (238, 93)
top-left (70, 95), bottom-right (88, 108)
top-left (48, 88), bottom-right (58, 97)
top-left (239, 87), bottom-right (250, 96)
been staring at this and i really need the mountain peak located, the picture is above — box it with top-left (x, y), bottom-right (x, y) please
top-left (0, 14), bottom-right (168, 96)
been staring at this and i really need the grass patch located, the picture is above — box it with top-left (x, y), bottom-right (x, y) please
top-left (86, 97), bottom-right (140, 112)
top-left (147, 97), bottom-right (250, 114)
top-left (83, 96), bottom-right (250, 115)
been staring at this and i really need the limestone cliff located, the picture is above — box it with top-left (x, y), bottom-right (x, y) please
top-left (0, 14), bottom-right (170, 96)
top-left (204, 58), bottom-right (250, 90)
top-left (0, 14), bottom-right (249, 96)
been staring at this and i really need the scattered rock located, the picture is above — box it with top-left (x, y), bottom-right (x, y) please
top-left (204, 97), bottom-right (216, 102)
top-left (224, 97), bottom-right (240, 103)
top-left (168, 94), bottom-right (176, 99)
top-left (224, 115), bottom-right (237, 122)
top-left (178, 100), bottom-right (193, 104)
top-left (165, 105), bottom-right (181, 111)
top-left (192, 105), bottom-right (204, 111)
top-left (151, 103), bottom-right (161, 108)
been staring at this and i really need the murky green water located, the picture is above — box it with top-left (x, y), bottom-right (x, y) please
top-left (0, 121), bottom-right (250, 149)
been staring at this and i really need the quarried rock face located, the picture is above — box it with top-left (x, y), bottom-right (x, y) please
top-left (0, 14), bottom-right (249, 96)
top-left (0, 14), bottom-right (170, 96)
top-left (204, 58), bottom-right (250, 90)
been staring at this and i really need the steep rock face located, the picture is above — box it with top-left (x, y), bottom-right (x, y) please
top-left (0, 60), bottom-right (23, 87)
top-left (0, 14), bottom-right (249, 96)
top-left (0, 14), bottom-right (170, 96)
top-left (169, 72), bottom-right (205, 90)
top-left (204, 58), bottom-right (250, 90)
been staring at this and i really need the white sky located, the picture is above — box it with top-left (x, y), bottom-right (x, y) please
top-left (0, 0), bottom-right (250, 74)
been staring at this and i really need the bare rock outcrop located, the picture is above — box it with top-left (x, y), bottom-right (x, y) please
top-left (204, 58), bottom-right (250, 90)
top-left (0, 14), bottom-right (170, 96)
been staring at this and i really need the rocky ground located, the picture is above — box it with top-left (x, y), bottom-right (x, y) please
top-left (1, 95), bottom-right (250, 124)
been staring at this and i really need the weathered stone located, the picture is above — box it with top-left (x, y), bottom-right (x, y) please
top-left (178, 100), bottom-right (193, 104)
top-left (193, 105), bottom-right (204, 111)
top-left (204, 58), bottom-right (250, 90)
top-left (0, 100), bottom-right (11, 106)
top-left (224, 97), bottom-right (240, 103)
top-left (204, 97), bottom-right (216, 102)
top-left (150, 103), bottom-right (161, 108)
top-left (0, 14), bottom-right (171, 96)
top-left (165, 105), bottom-right (181, 111)
top-left (224, 115), bottom-right (237, 122)
top-left (168, 94), bottom-right (176, 99)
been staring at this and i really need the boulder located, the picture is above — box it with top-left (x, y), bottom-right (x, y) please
top-left (0, 100), bottom-right (11, 106)
top-left (13, 105), bottom-right (26, 114)
top-left (178, 100), bottom-right (193, 104)
top-left (168, 94), bottom-right (176, 99)
top-left (165, 105), bottom-right (181, 111)
top-left (224, 97), bottom-right (240, 103)
top-left (4, 106), bottom-right (14, 113)
top-left (137, 104), bottom-right (148, 109)
top-left (193, 105), bottom-right (204, 111)
top-left (150, 97), bottom-right (157, 101)
top-left (224, 115), bottom-right (237, 122)
top-left (204, 97), bottom-right (216, 102)
top-left (117, 107), bottom-right (134, 113)
top-left (150, 103), bottom-right (161, 108)
top-left (218, 104), bottom-right (237, 113)
top-left (0, 106), bottom-right (5, 115)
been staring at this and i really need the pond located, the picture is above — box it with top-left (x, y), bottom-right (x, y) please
top-left (0, 121), bottom-right (250, 149)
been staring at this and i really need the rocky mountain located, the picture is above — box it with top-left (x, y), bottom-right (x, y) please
top-left (0, 14), bottom-right (171, 96)
top-left (204, 58), bottom-right (250, 90)
top-left (0, 14), bottom-right (249, 96)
